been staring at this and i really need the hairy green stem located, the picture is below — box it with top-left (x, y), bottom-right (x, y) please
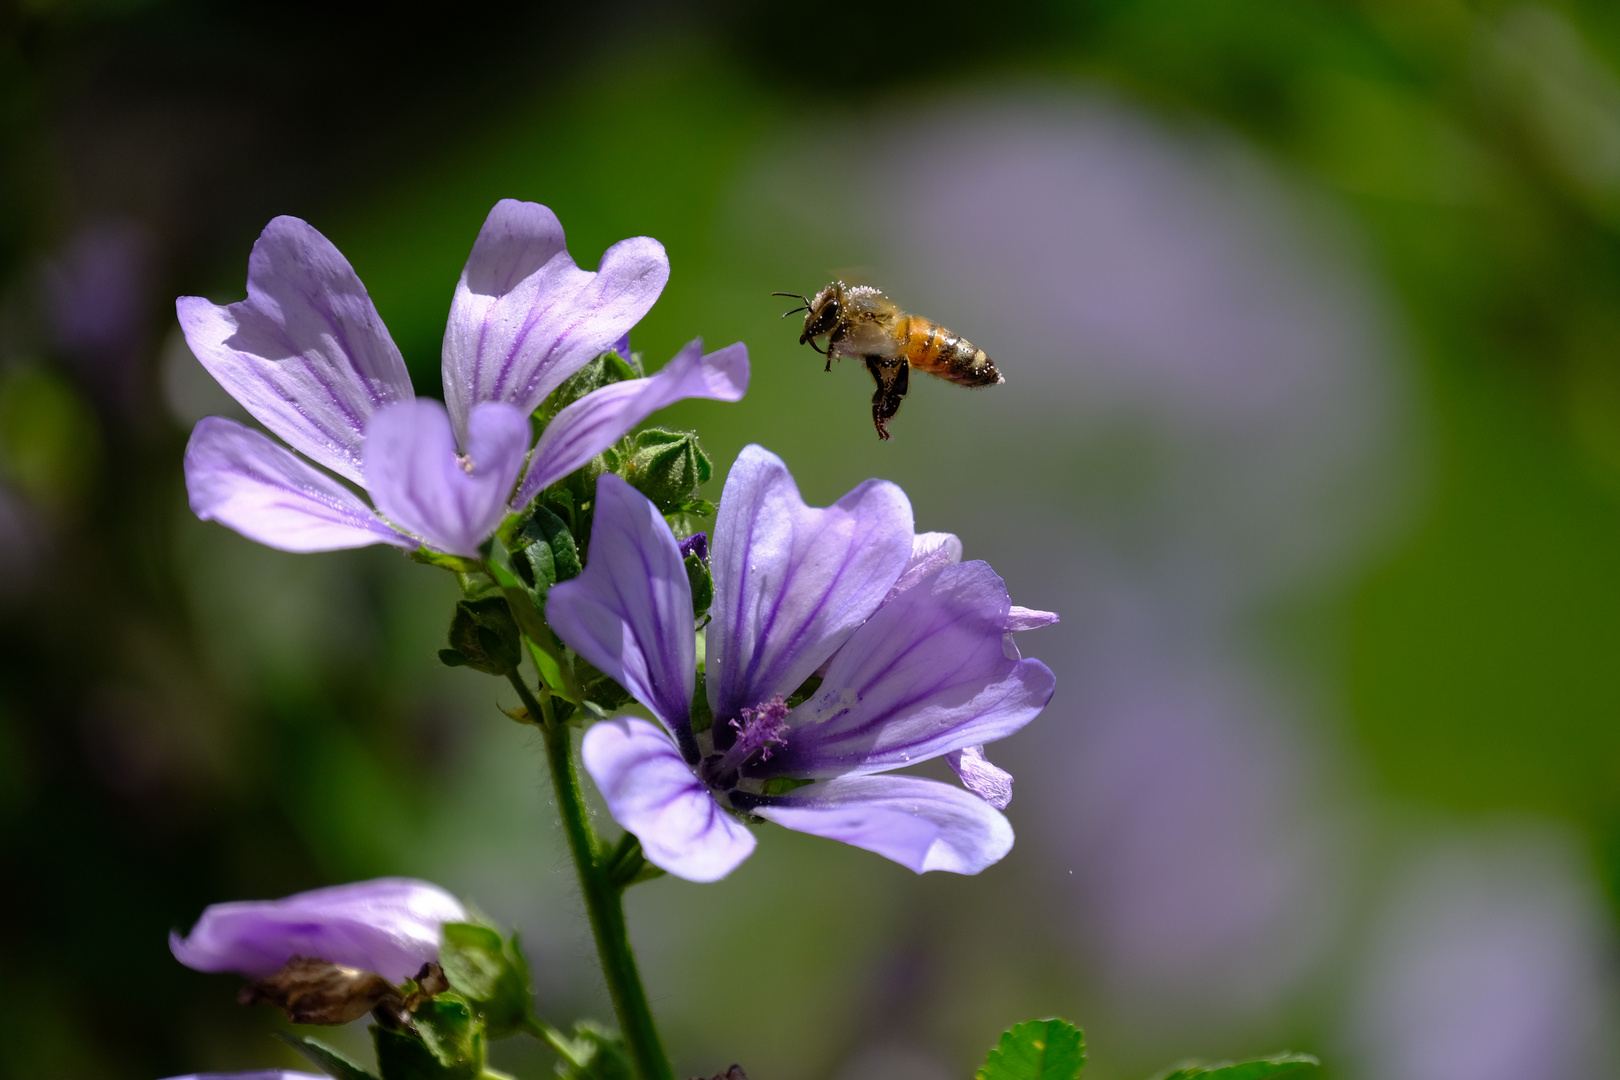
top-left (505, 672), bottom-right (674, 1080)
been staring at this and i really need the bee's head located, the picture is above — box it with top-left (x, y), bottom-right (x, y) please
top-left (773, 283), bottom-right (844, 352)
top-left (801, 282), bottom-right (844, 342)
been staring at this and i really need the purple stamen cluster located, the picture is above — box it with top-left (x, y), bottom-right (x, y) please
top-left (730, 695), bottom-right (791, 762)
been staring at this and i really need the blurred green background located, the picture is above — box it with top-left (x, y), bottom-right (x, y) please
top-left (3, 2), bottom-right (1620, 1078)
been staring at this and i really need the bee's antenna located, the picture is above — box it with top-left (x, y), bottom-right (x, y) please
top-left (771, 291), bottom-right (811, 317)
top-left (771, 291), bottom-right (811, 318)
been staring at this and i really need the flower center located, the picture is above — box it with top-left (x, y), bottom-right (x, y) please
top-left (455, 453), bottom-right (476, 475)
top-left (700, 695), bottom-right (790, 790)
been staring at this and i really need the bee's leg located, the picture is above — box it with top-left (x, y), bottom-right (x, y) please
top-left (864, 355), bottom-right (909, 441)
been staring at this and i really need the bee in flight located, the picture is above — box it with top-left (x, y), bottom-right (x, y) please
top-left (774, 281), bottom-right (1003, 440)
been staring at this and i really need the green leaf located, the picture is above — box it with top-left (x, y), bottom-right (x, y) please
top-left (574, 654), bottom-right (634, 711)
top-left (976, 1018), bottom-right (1085, 1080)
top-left (685, 551), bottom-right (713, 618)
top-left (413, 997), bottom-right (482, 1070)
top-left (276, 1033), bottom-right (380, 1080)
top-left (550, 1020), bottom-right (635, 1080)
top-left (1152, 1053), bottom-right (1320, 1080)
top-left (373, 1019), bottom-right (479, 1080)
top-left (438, 923), bottom-right (534, 1038)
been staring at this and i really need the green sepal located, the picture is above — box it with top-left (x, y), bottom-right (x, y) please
top-left (537, 351), bottom-right (642, 426)
top-left (447, 597), bottom-right (522, 676)
top-left (604, 833), bottom-right (666, 890)
top-left (411, 548), bottom-right (486, 575)
top-left (550, 1020), bottom-right (635, 1080)
top-left (622, 429), bottom-right (711, 512)
top-left (976, 1018), bottom-right (1085, 1080)
top-left (1151, 1054), bottom-right (1320, 1080)
top-left (527, 636), bottom-right (583, 706)
top-left (276, 1033), bottom-right (380, 1080)
top-left (760, 777), bottom-right (815, 796)
top-left (685, 551), bottom-right (713, 618)
top-left (439, 923), bottom-right (534, 1038)
top-left (439, 649), bottom-right (469, 668)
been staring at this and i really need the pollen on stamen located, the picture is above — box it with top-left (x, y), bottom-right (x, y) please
top-left (456, 453), bottom-right (476, 474)
top-left (730, 695), bottom-right (791, 760)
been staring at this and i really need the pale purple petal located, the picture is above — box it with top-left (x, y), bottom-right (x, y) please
top-left (546, 475), bottom-right (696, 747)
top-left (511, 338), bottom-right (749, 507)
top-left (763, 560), bottom-right (1055, 777)
top-left (883, 530), bottom-right (963, 602)
top-left (176, 217), bottom-right (412, 484)
top-left (746, 774), bottom-right (1013, 874)
top-left (442, 199), bottom-right (669, 438)
top-left (581, 717), bottom-right (756, 883)
top-left (708, 445), bottom-right (913, 729)
top-left (169, 877), bottom-right (467, 981)
top-left (185, 417), bottom-right (411, 553)
top-left (946, 744), bottom-right (1014, 809)
top-left (363, 399), bottom-right (528, 556)
top-left (1006, 606), bottom-right (1060, 631)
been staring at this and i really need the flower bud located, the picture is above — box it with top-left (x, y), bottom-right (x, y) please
top-left (444, 597), bottom-right (522, 676)
top-left (622, 429), bottom-right (711, 512)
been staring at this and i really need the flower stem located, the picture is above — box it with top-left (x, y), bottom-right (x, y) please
top-left (506, 672), bottom-right (675, 1080)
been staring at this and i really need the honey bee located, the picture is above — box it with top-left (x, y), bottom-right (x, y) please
top-left (774, 281), bottom-right (1003, 440)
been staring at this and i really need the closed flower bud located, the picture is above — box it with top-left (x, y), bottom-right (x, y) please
top-left (622, 429), bottom-right (711, 512)
top-left (446, 597), bottom-right (522, 676)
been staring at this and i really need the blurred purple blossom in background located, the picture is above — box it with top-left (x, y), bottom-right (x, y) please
top-left (169, 877), bottom-right (467, 981)
top-left (39, 219), bottom-right (155, 417)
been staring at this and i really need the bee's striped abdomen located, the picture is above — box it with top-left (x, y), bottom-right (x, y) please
top-left (896, 315), bottom-right (1003, 388)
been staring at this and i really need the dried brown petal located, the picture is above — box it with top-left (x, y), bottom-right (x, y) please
top-left (237, 955), bottom-right (404, 1026)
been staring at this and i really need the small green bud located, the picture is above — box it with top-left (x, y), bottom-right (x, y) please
top-left (447, 597), bottom-right (521, 676)
top-left (623, 429), bottom-right (712, 512)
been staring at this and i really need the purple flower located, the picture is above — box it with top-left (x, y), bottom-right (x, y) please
top-left (546, 446), bottom-right (1057, 882)
top-left (169, 877), bottom-right (467, 982)
top-left (180, 201), bottom-right (746, 556)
